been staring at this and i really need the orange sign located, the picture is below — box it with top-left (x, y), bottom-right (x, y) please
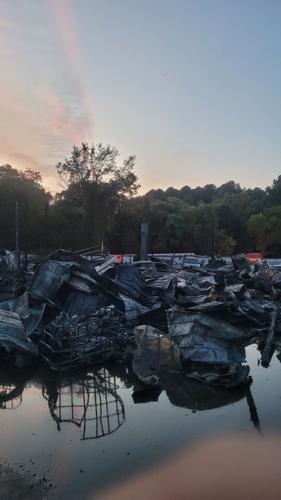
top-left (245, 252), bottom-right (262, 263)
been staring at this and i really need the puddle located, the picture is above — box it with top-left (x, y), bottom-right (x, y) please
top-left (0, 345), bottom-right (281, 498)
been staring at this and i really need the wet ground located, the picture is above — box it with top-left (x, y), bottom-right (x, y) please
top-left (0, 344), bottom-right (281, 499)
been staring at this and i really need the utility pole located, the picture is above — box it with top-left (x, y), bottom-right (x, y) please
top-left (44, 200), bottom-right (49, 251)
top-left (15, 201), bottom-right (20, 269)
top-left (140, 222), bottom-right (149, 260)
top-left (210, 212), bottom-right (215, 257)
top-left (24, 196), bottom-right (28, 270)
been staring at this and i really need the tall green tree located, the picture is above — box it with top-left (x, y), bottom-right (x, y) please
top-left (0, 164), bottom-right (51, 251)
top-left (248, 206), bottom-right (281, 255)
top-left (55, 142), bottom-right (139, 249)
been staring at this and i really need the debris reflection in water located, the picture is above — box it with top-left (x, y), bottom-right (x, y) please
top-left (42, 368), bottom-right (125, 440)
top-left (0, 359), bottom-right (262, 440)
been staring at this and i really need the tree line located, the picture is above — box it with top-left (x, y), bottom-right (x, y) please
top-left (0, 142), bottom-right (281, 256)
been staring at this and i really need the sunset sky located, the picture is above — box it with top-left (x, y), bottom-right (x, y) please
top-left (0, 0), bottom-right (280, 193)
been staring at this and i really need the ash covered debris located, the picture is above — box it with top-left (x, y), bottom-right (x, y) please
top-left (0, 250), bottom-right (281, 389)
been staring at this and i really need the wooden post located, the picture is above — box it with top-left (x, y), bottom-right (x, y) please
top-left (140, 222), bottom-right (149, 260)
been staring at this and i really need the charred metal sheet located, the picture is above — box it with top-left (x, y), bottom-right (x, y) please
top-left (0, 310), bottom-right (38, 355)
top-left (0, 250), bottom-right (17, 273)
top-left (145, 275), bottom-right (177, 302)
top-left (95, 256), bottom-right (116, 274)
top-left (167, 309), bottom-right (252, 344)
top-left (176, 333), bottom-right (245, 364)
top-left (24, 303), bottom-right (46, 338)
top-left (231, 254), bottom-right (251, 271)
top-left (132, 325), bottom-right (181, 385)
top-left (68, 270), bottom-right (98, 294)
top-left (0, 292), bottom-right (29, 317)
top-left (63, 291), bottom-right (98, 317)
top-left (0, 292), bottom-right (46, 337)
top-left (29, 260), bottom-right (72, 301)
top-left (119, 294), bottom-right (149, 322)
top-left (114, 264), bottom-right (145, 300)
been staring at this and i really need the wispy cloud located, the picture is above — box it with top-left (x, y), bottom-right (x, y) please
top-left (43, 89), bottom-right (91, 144)
top-left (0, 1), bottom-right (94, 192)
top-left (2, 151), bottom-right (42, 171)
top-left (49, 0), bottom-right (81, 70)
top-left (49, 0), bottom-right (93, 134)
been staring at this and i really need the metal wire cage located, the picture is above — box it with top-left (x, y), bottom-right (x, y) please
top-left (0, 384), bottom-right (23, 410)
top-left (43, 367), bottom-right (125, 440)
top-left (40, 308), bottom-right (130, 370)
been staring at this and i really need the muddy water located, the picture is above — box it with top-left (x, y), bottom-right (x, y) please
top-left (0, 345), bottom-right (281, 499)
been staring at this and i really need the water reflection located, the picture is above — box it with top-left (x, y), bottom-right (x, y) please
top-left (42, 368), bottom-right (125, 440)
top-left (0, 360), bottom-right (262, 438)
top-left (133, 371), bottom-right (261, 433)
top-left (0, 383), bottom-right (23, 410)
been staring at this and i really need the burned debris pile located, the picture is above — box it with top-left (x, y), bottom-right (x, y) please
top-left (40, 308), bottom-right (129, 370)
top-left (0, 250), bottom-right (281, 391)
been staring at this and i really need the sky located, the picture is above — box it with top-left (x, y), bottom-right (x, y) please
top-left (0, 0), bottom-right (280, 193)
